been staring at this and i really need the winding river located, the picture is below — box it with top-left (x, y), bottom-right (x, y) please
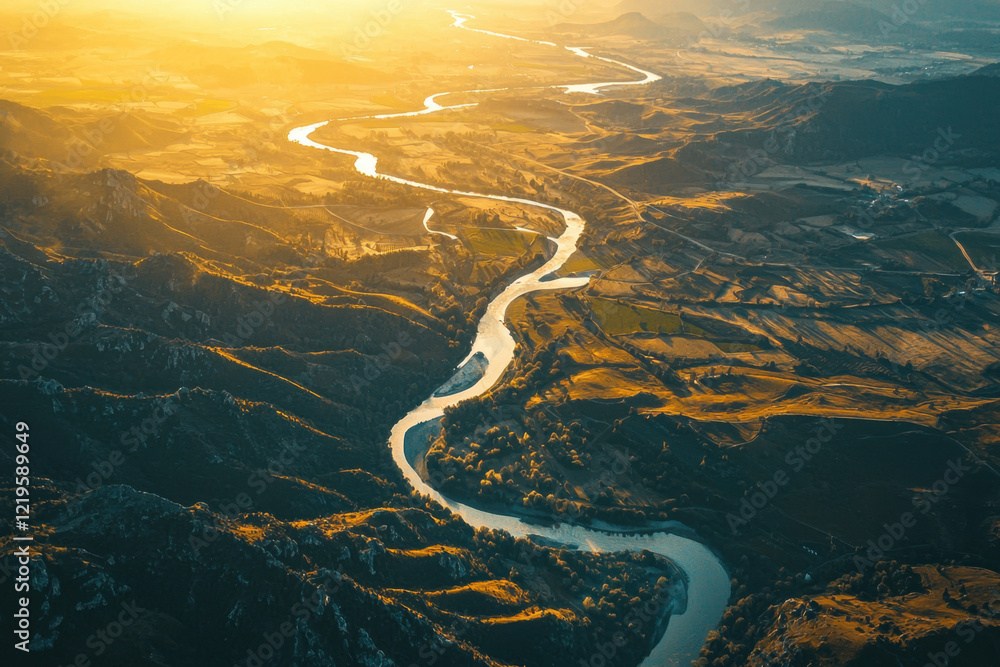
top-left (289, 12), bottom-right (729, 666)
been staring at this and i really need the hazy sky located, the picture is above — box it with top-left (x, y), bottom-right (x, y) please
top-left (4, 0), bottom-right (412, 21)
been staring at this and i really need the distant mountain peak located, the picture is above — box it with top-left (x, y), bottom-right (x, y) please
top-left (553, 10), bottom-right (706, 40)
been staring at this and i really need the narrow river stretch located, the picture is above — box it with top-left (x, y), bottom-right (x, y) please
top-left (289, 12), bottom-right (729, 666)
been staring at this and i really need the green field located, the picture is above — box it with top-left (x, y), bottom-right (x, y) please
top-left (952, 230), bottom-right (1000, 271)
top-left (875, 230), bottom-right (970, 269)
top-left (588, 297), bottom-right (707, 336)
top-left (463, 228), bottom-right (545, 256)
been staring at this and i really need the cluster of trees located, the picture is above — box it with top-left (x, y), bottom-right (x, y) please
top-left (826, 562), bottom-right (923, 600)
top-left (495, 340), bottom-right (565, 403)
top-left (474, 527), bottom-right (669, 602)
top-left (536, 416), bottom-right (592, 471)
top-left (430, 389), bottom-right (600, 508)
top-left (339, 247), bottom-right (428, 276)
top-left (429, 291), bottom-right (471, 339)
top-left (434, 395), bottom-right (713, 527)
top-left (695, 569), bottom-right (813, 667)
top-left (471, 527), bottom-right (675, 659)
top-left (331, 177), bottom-right (428, 208)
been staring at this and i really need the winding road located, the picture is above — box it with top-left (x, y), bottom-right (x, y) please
top-left (288, 12), bottom-right (728, 666)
